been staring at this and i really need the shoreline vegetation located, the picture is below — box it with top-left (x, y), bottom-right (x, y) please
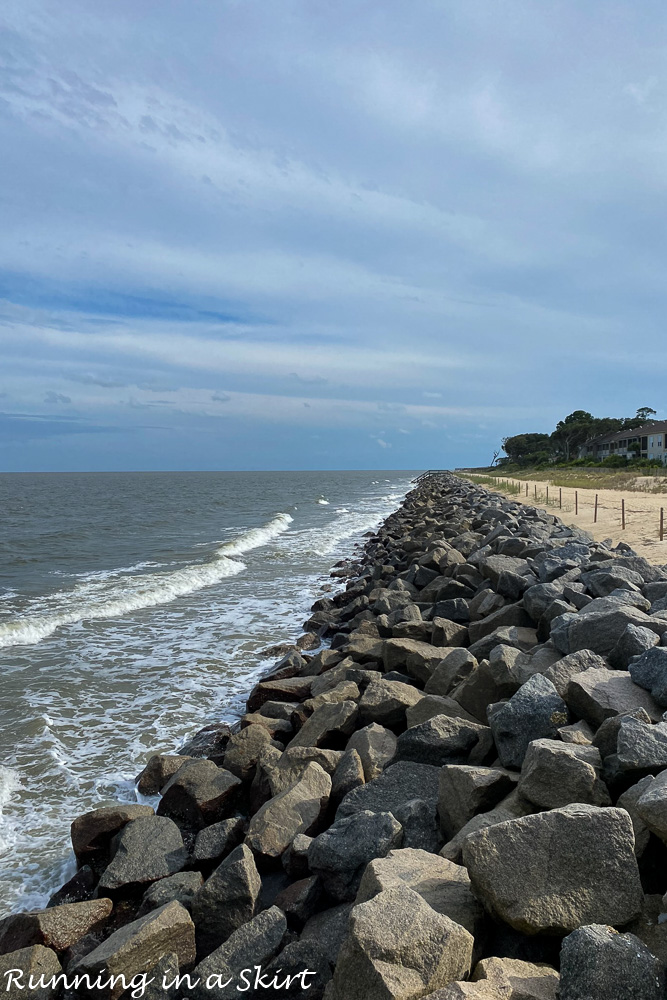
top-left (3, 471), bottom-right (667, 998)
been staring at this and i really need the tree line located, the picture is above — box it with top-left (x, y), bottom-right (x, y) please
top-left (499, 407), bottom-right (658, 467)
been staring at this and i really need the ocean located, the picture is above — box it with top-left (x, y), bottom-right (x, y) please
top-left (0, 470), bottom-right (416, 917)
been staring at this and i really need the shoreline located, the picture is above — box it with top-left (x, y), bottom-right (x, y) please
top-left (3, 472), bottom-right (667, 998)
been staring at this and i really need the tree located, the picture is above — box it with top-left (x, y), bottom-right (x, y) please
top-left (501, 433), bottom-right (552, 466)
top-left (550, 411), bottom-right (597, 461)
top-left (635, 406), bottom-right (657, 425)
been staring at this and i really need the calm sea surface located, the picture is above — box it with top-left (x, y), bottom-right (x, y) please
top-left (0, 470), bottom-right (416, 916)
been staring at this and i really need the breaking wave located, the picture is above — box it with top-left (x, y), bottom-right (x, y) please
top-left (0, 513), bottom-right (293, 649)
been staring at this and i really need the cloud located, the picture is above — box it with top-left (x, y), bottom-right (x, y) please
top-left (43, 391), bottom-right (72, 405)
top-left (211, 391), bottom-right (231, 402)
top-left (422, 391), bottom-right (443, 399)
top-left (375, 438), bottom-right (391, 449)
top-left (289, 373), bottom-right (329, 385)
top-left (71, 372), bottom-right (128, 388)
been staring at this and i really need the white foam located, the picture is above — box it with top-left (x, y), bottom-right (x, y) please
top-left (0, 513), bottom-right (293, 649)
top-left (317, 499), bottom-right (329, 505)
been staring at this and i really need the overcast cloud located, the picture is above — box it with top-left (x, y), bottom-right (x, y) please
top-left (1, 0), bottom-right (665, 470)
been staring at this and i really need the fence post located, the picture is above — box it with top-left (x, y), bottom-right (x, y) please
top-left (546, 486), bottom-right (549, 503)
top-left (661, 507), bottom-right (664, 542)
top-left (575, 491), bottom-right (578, 515)
top-left (594, 494), bottom-right (598, 523)
top-left (534, 484), bottom-right (537, 499)
top-left (559, 487), bottom-right (562, 509)
top-left (622, 498), bottom-right (625, 530)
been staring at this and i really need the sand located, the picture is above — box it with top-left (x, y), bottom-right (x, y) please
top-left (485, 477), bottom-right (667, 565)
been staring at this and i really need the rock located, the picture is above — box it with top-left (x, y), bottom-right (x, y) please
top-left (552, 603), bottom-right (666, 656)
top-left (347, 724), bottom-right (397, 781)
top-left (559, 923), bottom-right (665, 1000)
top-left (70, 804), bottom-right (154, 869)
top-left (136, 755), bottom-right (192, 795)
top-left (268, 747), bottom-right (342, 794)
top-left (47, 867), bottom-right (97, 908)
top-left (558, 720), bottom-right (595, 745)
top-left (0, 900), bottom-right (112, 956)
top-left (448, 654), bottom-right (522, 724)
top-left (137, 871), bottom-right (203, 916)
top-left (469, 956), bottom-right (560, 999)
top-left (177, 723), bottom-right (233, 760)
top-left (468, 627), bottom-right (538, 663)
top-left (541, 649), bottom-right (607, 700)
top-left (337, 761), bottom-right (440, 823)
top-left (246, 676), bottom-right (313, 713)
top-left (0, 946), bottom-right (62, 1000)
top-left (517, 740), bottom-right (610, 809)
top-left (356, 848), bottom-right (485, 937)
top-left (192, 816), bottom-right (245, 868)
top-left (286, 700), bottom-right (359, 750)
top-left (331, 749), bottom-right (365, 806)
top-left (488, 675), bottom-right (568, 770)
top-left (240, 712), bottom-right (293, 741)
top-left (424, 650), bottom-right (477, 697)
top-left (406, 694), bottom-right (480, 728)
top-left (189, 907), bottom-right (287, 1000)
top-left (246, 761), bottom-right (331, 859)
top-left (431, 618), bottom-right (468, 647)
top-left (189, 844), bottom-right (261, 958)
top-left (328, 886), bottom-right (473, 1000)
top-left (157, 760), bottom-right (241, 830)
top-left (392, 714), bottom-right (493, 768)
top-left (606, 715), bottom-right (667, 783)
top-left (523, 582), bottom-right (569, 623)
top-left (617, 776), bottom-right (654, 856)
top-left (302, 680), bottom-right (360, 716)
top-left (439, 766), bottom-right (517, 839)
top-left (358, 680), bottom-right (423, 727)
top-left (308, 810), bottom-right (403, 901)
top-left (592, 707), bottom-right (653, 759)
top-left (565, 668), bottom-right (662, 728)
top-left (222, 726), bottom-right (281, 782)
top-left (301, 903), bottom-right (353, 966)
top-left (392, 797), bottom-right (442, 853)
top-left (636, 770), bottom-right (667, 844)
top-left (630, 647), bottom-right (667, 707)
top-left (626, 895), bottom-right (667, 966)
top-left (468, 602), bottom-right (532, 644)
top-left (462, 804), bottom-right (643, 935)
top-left (260, 699), bottom-right (299, 719)
top-left (383, 638), bottom-right (450, 684)
top-left (281, 834), bottom-right (312, 880)
top-left (261, 939), bottom-right (332, 1000)
top-left (71, 901), bottom-right (195, 999)
top-left (98, 816), bottom-right (187, 894)
top-left (274, 876), bottom-right (322, 928)
top-left (609, 624), bottom-right (660, 670)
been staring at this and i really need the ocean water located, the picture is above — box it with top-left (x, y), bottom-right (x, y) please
top-left (0, 470), bottom-right (416, 917)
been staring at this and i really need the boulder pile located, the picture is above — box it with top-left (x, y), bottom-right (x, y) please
top-left (4, 472), bottom-right (667, 999)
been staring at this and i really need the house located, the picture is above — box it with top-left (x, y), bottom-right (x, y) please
top-left (579, 421), bottom-right (667, 465)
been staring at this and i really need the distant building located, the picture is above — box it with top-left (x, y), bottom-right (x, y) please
top-left (579, 421), bottom-right (667, 465)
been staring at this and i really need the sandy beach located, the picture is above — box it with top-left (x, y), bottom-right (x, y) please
top-left (475, 477), bottom-right (667, 565)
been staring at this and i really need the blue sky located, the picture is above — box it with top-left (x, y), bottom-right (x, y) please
top-left (1, 0), bottom-right (666, 471)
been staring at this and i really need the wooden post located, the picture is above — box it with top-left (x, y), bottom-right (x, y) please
top-left (546, 486), bottom-right (549, 503)
top-left (575, 491), bottom-right (578, 515)
top-left (660, 507), bottom-right (664, 542)
top-left (594, 494), bottom-right (598, 523)
top-left (534, 484), bottom-right (537, 499)
top-left (526, 483), bottom-right (528, 496)
top-left (622, 498), bottom-right (625, 530)
top-left (559, 487), bottom-right (562, 509)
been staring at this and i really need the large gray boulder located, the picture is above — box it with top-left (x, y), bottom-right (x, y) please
top-left (392, 715), bottom-right (494, 767)
top-left (559, 924), bottom-right (665, 1000)
top-left (70, 804), bottom-right (154, 870)
top-left (605, 715), bottom-right (667, 783)
top-left (551, 603), bottom-right (666, 656)
top-left (358, 680), bottom-right (423, 727)
top-left (469, 956), bottom-right (559, 999)
top-left (462, 804), bottom-right (643, 935)
top-left (630, 646), bottom-right (667, 707)
top-left (136, 754), bottom-right (193, 795)
top-left (192, 816), bottom-right (245, 867)
top-left (517, 739), bottom-right (610, 809)
top-left (327, 886), bottom-right (474, 1000)
top-left (424, 649), bottom-right (477, 697)
top-left (356, 848), bottom-right (485, 937)
top-left (347, 724), bottom-right (397, 781)
top-left (286, 700), bottom-right (359, 749)
top-left (222, 726), bottom-right (281, 781)
top-left (636, 769), bottom-right (667, 844)
top-left (382, 638), bottom-right (450, 684)
top-left (98, 816), bottom-right (187, 894)
top-left (438, 765), bottom-right (516, 839)
top-left (245, 761), bottom-right (331, 859)
top-left (541, 649), bottom-right (606, 699)
top-left (565, 668), bottom-right (662, 728)
top-left (0, 946), bottom-right (62, 1000)
top-left (137, 872), bottom-right (203, 916)
top-left (487, 675), bottom-right (568, 769)
top-left (609, 624), bottom-right (660, 669)
top-left (301, 903), bottom-right (354, 967)
top-left (0, 900), bottom-right (112, 956)
top-left (308, 810), bottom-right (402, 901)
top-left (337, 761), bottom-right (440, 823)
top-left (189, 907), bottom-right (287, 1000)
top-left (71, 902), bottom-right (195, 999)
top-left (157, 760), bottom-right (241, 829)
top-left (189, 844), bottom-right (261, 958)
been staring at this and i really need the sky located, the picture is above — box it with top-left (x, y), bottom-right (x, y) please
top-left (1, 0), bottom-right (666, 471)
